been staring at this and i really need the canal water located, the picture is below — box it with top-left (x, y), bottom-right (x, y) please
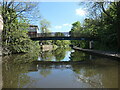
top-left (2, 47), bottom-right (119, 88)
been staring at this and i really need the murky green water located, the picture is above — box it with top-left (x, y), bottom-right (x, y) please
top-left (2, 48), bottom-right (119, 88)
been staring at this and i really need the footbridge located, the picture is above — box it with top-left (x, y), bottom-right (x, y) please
top-left (29, 32), bottom-right (98, 41)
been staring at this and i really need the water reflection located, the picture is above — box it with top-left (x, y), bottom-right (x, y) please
top-left (73, 58), bottom-right (119, 88)
top-left (53, 48), bottom-right (66, 61)
top-left (70, 50), bottom-right (90, 61)
top-left (38, 48), bottom-right (95, 62)
top-left (38, 47), bottom-right (72, 61)
top-left (38, 50), bottom-right (54, 61)
top-left (2, 62), bottom-right (32, 88)
top-left (2, 48), bottom-right (119, 88)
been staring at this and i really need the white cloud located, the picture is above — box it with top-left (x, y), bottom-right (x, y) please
top-left (63, 23), bottom-right (72, 27)
top-left (76, 8), bottom-right (87, 16)
top-left (54, 26), bottom-right (62, 29)
top-left (54, 23), bottom-right (72, 31)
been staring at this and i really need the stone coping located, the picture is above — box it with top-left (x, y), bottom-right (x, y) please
top-left (73, 46), bottom-right (120, 61)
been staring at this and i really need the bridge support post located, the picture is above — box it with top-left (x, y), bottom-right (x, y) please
top-left (39, 41), bottom-right (43, 46)
top-left (89, 55), bottom-right (92, 60)
top-left (89, 40), bottom-right (94, 49)
top-left (39, 41), bottom-right (43, 50)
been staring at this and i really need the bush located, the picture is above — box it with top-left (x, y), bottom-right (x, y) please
top-left (2, 29), bottom-right (40, 54)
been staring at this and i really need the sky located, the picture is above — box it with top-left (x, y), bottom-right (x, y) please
top-left (32, 2), bottom-right (88, 33)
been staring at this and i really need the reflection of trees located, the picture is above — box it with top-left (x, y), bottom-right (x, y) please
top-left (70, 50), bottom-right (89, 61)
top-left (71, 59), bottom-right (119, 88)
top-left (72, 64), bottom-right (97, 77)
top-left (2, 53), bottom-right (40, 88)
top-left (40, 69), bottom-right (51, 77)
top-left (39, 65), bottom-right (51, 77)
top-left (53, 48), bottom-right (66, 61)
top-left (2, 59), bottom-right (33, 88)
top-left (72, 64), bottom-right (103, 88)
top-left (2, 52), bottom-right (118, 88)
top-left (39, 47), bottom-right (71, 61)
top-left (39, 51), bottom-right (54, 61)
top-left (2, 51), bottom-right (39, 64)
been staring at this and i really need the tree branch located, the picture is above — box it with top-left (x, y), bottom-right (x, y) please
top-left (101, 4), bottom-right (113, 20)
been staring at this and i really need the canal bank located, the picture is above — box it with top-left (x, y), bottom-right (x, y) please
top-left (72, 46), bottom-right (120, 61)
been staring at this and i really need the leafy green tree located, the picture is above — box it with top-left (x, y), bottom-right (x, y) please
top-left (1, 1), bottom-right (39, 41)
top-left (82, 18), bottom-right (99, 37)
top-left (40, 19), bottom-right (52, 45)
top-left (69, 2), bottom-right (120, 51)
top-left (69, 21), bottom-right (89, 48)
top-left (3, 28), bottom-right (40, 54)
top-left (1, 3), bottom-right (40, 54)
top-left (40, 19), bottom-right (51, 34)
top-left (69, 21), bottom-right (82, 37)
top-left (81, 2), bottom-right (120, 51)
top-left (54, 32), bottom-right (64, 37)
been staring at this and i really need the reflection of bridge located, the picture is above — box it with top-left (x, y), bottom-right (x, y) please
top-left (29, 32), bottom-right (98, 41)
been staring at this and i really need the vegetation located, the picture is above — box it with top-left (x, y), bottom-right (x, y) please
top-left (2, 1), bottom-right (119, 55)
top-left (54, 32), bottom-right (64, 37)
top-left (1, 1), bottom-right (40, 54)
top-left (70, 2), bottom-right (120, 52)
top-left (70, 50), bottom-right (89, 61)
top-left (39, 19), bottom-right (53, 45)
top-left (2, 25), bottom-right (40, 54)
top-left (40, 19), bottom-right (51, 34)
top-left (69, 21), bottom-right (89, 49)
top-left (52, 32), bottom-right (71, 47)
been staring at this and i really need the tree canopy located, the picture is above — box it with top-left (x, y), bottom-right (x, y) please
top-left (1, 1), bottom-right (40, 54)
top-left (69, 2), bottom-right (120, 51)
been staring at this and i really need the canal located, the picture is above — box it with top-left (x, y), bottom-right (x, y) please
top-left (2, 47), bottom-right (119, 88)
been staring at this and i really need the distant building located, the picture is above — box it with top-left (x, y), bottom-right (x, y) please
top-left (27, 25), bottom-right (39, 34)
top-left (19, 24), bottom-right (39, 37)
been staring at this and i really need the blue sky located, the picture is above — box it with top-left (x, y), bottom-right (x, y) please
top-left (33, 2), bottom-right (88, 33)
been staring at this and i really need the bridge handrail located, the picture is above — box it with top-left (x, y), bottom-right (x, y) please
top-left (28, 32), bottom-right (98, 40)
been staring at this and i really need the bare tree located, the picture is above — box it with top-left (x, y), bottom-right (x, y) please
top-left (0, 0), bottom-right (40, 24)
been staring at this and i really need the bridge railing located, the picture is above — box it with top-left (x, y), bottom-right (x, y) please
top-left (28, 32), bottom-right (97, 39)
top-left (28, 32), bottom-right (70, 38)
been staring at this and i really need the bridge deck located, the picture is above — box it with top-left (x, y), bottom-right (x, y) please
top-left (28, 32), bottom-right (98, 41)
top-left (30, 36), bottom-right (97, 41)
